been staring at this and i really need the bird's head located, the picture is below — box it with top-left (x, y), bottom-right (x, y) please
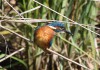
top-left (48, 21), bottom-right (73, 35)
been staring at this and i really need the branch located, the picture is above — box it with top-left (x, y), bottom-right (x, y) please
top-left (47, 48), bottom-right (91, 70)
top-left (0, 48), bottom-right (25, 62)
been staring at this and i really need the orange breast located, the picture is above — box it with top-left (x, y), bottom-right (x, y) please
top-left (34, 26), bottom-right (55, 50)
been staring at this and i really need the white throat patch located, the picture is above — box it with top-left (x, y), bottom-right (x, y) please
top-left (48, 26), bottom-right (56, 29)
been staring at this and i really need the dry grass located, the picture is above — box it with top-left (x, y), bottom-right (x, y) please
top-left (0, 0), bottom-right (100, 70)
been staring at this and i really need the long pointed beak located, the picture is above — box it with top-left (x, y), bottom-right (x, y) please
top-left (64, 30), bottom-right (73, 36)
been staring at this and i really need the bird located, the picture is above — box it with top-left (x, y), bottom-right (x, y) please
top-left (34, 21), bottom-right (72, 52)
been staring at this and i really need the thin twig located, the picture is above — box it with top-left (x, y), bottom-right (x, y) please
top-left (0, 24), bottom-right (31, 42)
top-left (33, 0), bottom-right (100, 36)
top-left (16, 6), bottom-right (41, 16)
top-left (47, 48), bottom-right (91, 70)
top-left (80, 24), bottom-right (100, 30)
top-left (0, 19), bottom-right (55, 23)
top-left (0, 48), bottom-right (25, 62)
top-left (0, 18), bottom-right (100, 30)
top-left (4, 0), bottom-right (32, 27)
top-left (58, 35), bottom-right (100, 65)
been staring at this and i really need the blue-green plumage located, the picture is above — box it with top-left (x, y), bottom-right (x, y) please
top-left (48, 21), bottom-right (64, 28)
top-left (48, 21), bottom-right (65, 32)
top-left (49, 40), bottom-right (53, 47)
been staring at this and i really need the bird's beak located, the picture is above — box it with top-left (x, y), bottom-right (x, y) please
top-left (63, 29), bottom-right (73, 36)
top-left (61, 27), bottom-right (73, 35)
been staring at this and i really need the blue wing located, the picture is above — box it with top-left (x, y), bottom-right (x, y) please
top-left (49, 40), bottom-right (53, 47)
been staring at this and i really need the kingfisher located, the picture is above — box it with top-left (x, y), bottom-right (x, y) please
top-left (34, 21), bottom-right (72, 52)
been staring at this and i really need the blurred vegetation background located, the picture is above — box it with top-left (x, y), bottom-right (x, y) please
top-left (0, 0), bottom-right (100, 70)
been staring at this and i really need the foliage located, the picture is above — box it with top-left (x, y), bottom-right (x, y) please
top-left (0, 0), bottom-right (99, 70)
